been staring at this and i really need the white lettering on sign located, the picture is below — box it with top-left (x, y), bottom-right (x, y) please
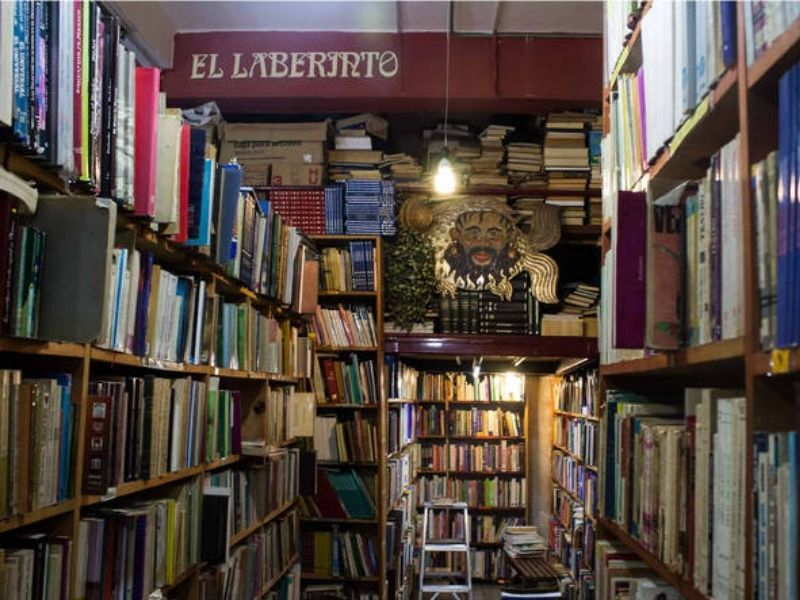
top-left (188, 50), bottom-right (400, 80)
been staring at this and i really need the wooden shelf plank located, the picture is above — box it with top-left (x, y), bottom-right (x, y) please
top-left (748, 15), bottom-right (800, 91)
top-left (551, 478), bottom-right (585, 507)
top-left (316, 403), bottom-right (379, 410)
top-left (258, 554), bottom-right (301, 596)
top-left (300, 517), bottom-right (378, 525)
top-left (0, 499), bottom-right (76, 534)
top-left (309, 235), bottom-right (381, 242)
top-left (0, 337), bottom-right (86, 358)
top-left (384, 334), bottom-right (597, 359)
top-left (750, 346), bottom-right (800, 377)
top-left (316, 346), bottom-right (379, 353)
top-left (599, 518), bottom-right (710, 600)
top-left (205, 455), bottom-right (241, 471)
top-left (553, 410), bottom-right (600, 421)
top-left (80, 465), bottom-right (205, 507)
top-left (600, 337), bottom-right (745, 378)
top-left (318, 291), bottom-right (378, 298)
top-left (230, 499), bottom-right (297, 546)
top-left (300, 574), bottom-right (380, 583)
top-left (417, 470), bottom-right (525, 477)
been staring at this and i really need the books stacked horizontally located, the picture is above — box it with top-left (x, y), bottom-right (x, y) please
top-left (545, 113), bottom-right (594, 192)
top-left (328, 149), bottom-right (384, 182)
top-left (466, 125), bottom-right (515, 187)
top-left (501, 526), bottom-right (547, 559)
top-left (506, 142), bottom-right (546, 188)
top-left (512, 197), bottom-right (546, 232)
top-left (562, 283), bottom-right (599, 316)
top-left (319, 241), bottom-right (376, 292)
top-left (382, 153), bottom-right (423, 182)
top-left (344, 179), bottom-right (397, 235)
top-left (545, 197), bottom-right (586, 226)
top-left (540, 313), bottom-right (584, 337)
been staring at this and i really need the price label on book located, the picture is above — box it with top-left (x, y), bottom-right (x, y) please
top-left (771, 349), bottom-right (790, 374)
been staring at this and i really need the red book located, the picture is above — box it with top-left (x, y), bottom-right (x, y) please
top-left (321, 358), bottom-right (340, 402)
top-left (175, 125), bottom-right (190, 243)
top-left (314, 469), bottom-right (348, 518)
top-left (133, 68), bottom-right (161, 217)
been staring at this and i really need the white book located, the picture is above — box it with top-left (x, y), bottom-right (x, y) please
top-left (721, 135), bottom-right (744, 340)
top-left (695, 0), bottom-right (709, 99)
top-left (642, 0), bottom-right (675, 162)
top-left (154, 113), bottom-right (182, 227)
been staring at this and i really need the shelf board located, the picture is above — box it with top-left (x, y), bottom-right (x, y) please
top-left (267, 373), bottom-right (301, 384)
top-left (606, 6), bottom-right (646, 93)
top-left (230, 499), bottom-right (297, 546)
top-left (449, 435), bottom-right (524, 441)
top-left (90, 347), bottom-right (209, 375)
top-left (205, 455), bottom-right (241, 471)
top-left (599, 518), bottom-right (710, 600)
top-left (394, 183), bottom-right (601, 198)
top-left (162, 563), bottom-right (203, 593)
top-left (316, 403), bottom-right (379, 410)
top-left (318, 290), bottom-right (378, 298)
top-left (316, 346), bottom-right (379, 353)
top-left (300, 574), bottom-right (380, 583)
top-left (384, 334), bottom-right (597, 359)
top-left (81, 465), bottom-right (205, 506)
top-left (644, 68), bottom-right (739, 187)
top-left (599, 337), bottom-right (745, 379)
top-left (448, 400), bottom-right (526, 409)
top-left (309, 235), bottom-right (380, 242)
top-left (750, 346), bottom-right (800, 377)
top-left (0, 337), bottom-right (86, 358)
top-left (258, 554), bottom-right (301, 596)
top-left (418, 470), bottom-right (525, 477)
top-left (317, 460), bottom-right (379, 468)
top-left (748, 15), bottom-right (800, 91)
top-left (212, 366), bottom-right (267, 380)
top-left (553, 410), bottom-right (600, 421)
top-left (551, 478), bottom-right (584, 506)
top-left (0, 499), bottom-right (76, 534)
top-left (416, 504), bottom-right (524, 513)
top-left (300, 517), bottom-right (378, 525)
top-left (552, 444), bottom-right (586, 464)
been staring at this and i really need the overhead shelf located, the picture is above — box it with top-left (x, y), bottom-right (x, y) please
top-left (384, 333), bottom-right (598, 359)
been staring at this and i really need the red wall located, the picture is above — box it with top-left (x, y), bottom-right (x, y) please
top-left (162, 31), bottom-right (602, 114)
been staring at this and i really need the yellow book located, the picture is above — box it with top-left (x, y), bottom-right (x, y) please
top-left (81, 0), bottom-right (90, 181)
top-left (166, 499), bottom-right (176, 582)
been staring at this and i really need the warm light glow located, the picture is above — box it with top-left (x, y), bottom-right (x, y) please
top-left (504, 372), bottom-right (524, 401)
top-left (433, 157), bottom-right (457, 195)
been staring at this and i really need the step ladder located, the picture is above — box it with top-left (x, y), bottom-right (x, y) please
top-left (418, 501), bottom-right (473, 600)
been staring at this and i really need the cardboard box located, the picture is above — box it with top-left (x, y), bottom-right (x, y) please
top-left (219, 140), bottom-right (326, 165)
top-left (269, 162), bottom-right (326, 186)
top-left (220, 121), bottom-right (330, 143)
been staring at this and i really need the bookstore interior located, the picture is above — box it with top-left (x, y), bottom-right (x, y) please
top-left (1, 1), bottom-right (800, 600)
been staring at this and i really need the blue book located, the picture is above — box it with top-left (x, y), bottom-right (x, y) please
top-left (47, 373), bottom-right (73, 502)
top-left (134, 253), bottom-right (154, 357)
top-left (12, 0), bottom-right (29, 145)
top-left (681, 1), bottom-right (697, 114)
top-left (720, 1), bottom-right (738, 69)
top-left (214, 164), bottom-right (243, 270)
top-left (110, 249), bottom-right (127, 350)
top-left (185, 158), bottom-right (214, 247)
top-left (175, 277), bottom-right (191, 360)
top-left (793, 67), bottom-right (800, 346)
top-left (777, 69), bottom-right (790, 346)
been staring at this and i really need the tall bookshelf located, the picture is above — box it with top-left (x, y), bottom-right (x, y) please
top-left (0, 195), bottom-right (312, 599)
top-left (600, 2), bottom-right (800, 599)
top-left (302, 235), bottom-right (388, 600)
top-left (549, 365), bottom-right (599, 600)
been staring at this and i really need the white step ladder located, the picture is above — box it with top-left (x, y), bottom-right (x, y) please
top-left (418, 501), bottom-right (473, 600)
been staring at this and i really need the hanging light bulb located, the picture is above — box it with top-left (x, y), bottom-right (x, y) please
top-left (434, 156), bottom-right (456, 195)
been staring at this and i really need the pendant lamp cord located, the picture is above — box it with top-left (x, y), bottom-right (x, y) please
top-left (444, 0), bottom-right (451, 149)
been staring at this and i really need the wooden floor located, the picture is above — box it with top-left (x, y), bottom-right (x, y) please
top-left (472, 584), bottom-right (501, 600)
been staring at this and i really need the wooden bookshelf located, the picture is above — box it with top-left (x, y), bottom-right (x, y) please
top-left (229, 498), bottom-right (298, 547)
top-left (394, 183), bottom-right (602, 197)
top-left (384, 333), bottom-right (598, 358)
top-left (0, 500), bottom-right (77, 535)
top-left (600, 3), bottom-right (800, 598)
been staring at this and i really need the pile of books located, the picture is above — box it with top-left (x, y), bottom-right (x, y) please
top-left (343, 179), bottom-right (397, 235)
top-left (301, 530), bottom-right (378, 578)
top-left (324, 184), bottom-right (345, 234)
top-left (300, 468), bottom-right (376, 520)
top-left (562, 283), bottom-right (599, 315)
top-left (545, 112), bottom-right (596, 192)
top-left (545, 197), bottom-right (586, 226)
top-left (466, 125), bottom-right (515, 187)
top-left (506, 142), bottom-right (546, 188)
top-left (382, 153), bottom-right (423, 182)
top-left (316, 355), bottom-right (378, 405)
top-left (328, 149), bottom-right (384, 181)
top-left (313, 413), bottom-right (378, 462)
top-left (501, 526), bottom-right (547, 559)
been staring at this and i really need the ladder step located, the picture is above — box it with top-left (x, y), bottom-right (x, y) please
top-left (423, 543), bottom-right (470, 552)
top-left (421, 585), bottom-right (471, 593)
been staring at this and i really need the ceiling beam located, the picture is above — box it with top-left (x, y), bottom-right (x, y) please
top-left (453, 1), bottom-right (500, 35)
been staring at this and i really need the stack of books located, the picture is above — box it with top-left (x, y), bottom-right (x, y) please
top-left (465, 125), bottom-right (515, 187)
top-left (588, 129), bottom-right (602, 189)
top-left (313, 412), bottom-right (378, 462)
top-left (312, 304), bottom-right (377, 348)
top-left (267, 187), bottom-right (326, 235)
top-left (317, 355), bottom-right (378, 405)
top-left (382, 153), bottom-right (423, 182)
top-left (545, 197), bottom-right (586, 226)
top-left (300, 468), bottom-right (376, 520)
top-left (540, 313), bottom-right (584, 337)
top-left (506, 142), bottom-right (546, 188)
top-left (328, 149), bottom-right (384, 181)
top-left (501, 526), bottom-right (547, 559)
top-left (329, 114), bottom-right (388, 181)
top-left (301, 530), bottom-right (378, 578)
top-left (562, 283), bottom-right (599, 315)
top-left (343, 180), bottom-right (397, 235)
top-left (544, 112), bottom-right (595, 192)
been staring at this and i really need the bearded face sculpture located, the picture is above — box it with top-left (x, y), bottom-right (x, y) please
top-left (400, 195), bottom-right (561, 304)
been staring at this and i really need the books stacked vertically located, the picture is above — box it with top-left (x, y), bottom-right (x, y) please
top-left (200, 510), bottom-right (299, 599)
top-left (266, 188), bottom-right (326, 235)
top-left (439, 274), bottom-right (537, 335)
top-left (312, 304), bottom-right (377, 348)
top-left (602, 390), bottom-right (748, 597)
top-left (588, 129), bottom-right (602, 189)
top-left (387, 448), bottom-right (419, 508)
top-left (219, 122), bottom-right (328, 187)
top-left (300, 468), bottom-right (376, 520)
top-left (301, 530), bottom-right (379, 578)
top-left (448, 442), bottom-right (524, 473)
top-left (744, 2), bottom-right (800, 65)
top-left (313, 412), bottom-right (378, 462)
top-left (562, 283), bottom-right (600, 315)
top-left (317, 355), bottom-right (378, 405)
top-left (595, 540), bottom-right (681, 600)
top-left (447, 408), bottom-right (522, 437)
top-left (75, 478), bottom-right (201, 595)
top-left (343, 180), bottom-right (396, 235)
top-left (506, 142), bottom-right (545, 189)
top-left (205, 378), bottom-right (243, 462)
top-left (417, 477), bottom-right (526, 508)
top-left (0, 533), bottom-right (72, 600)
top-left (465, 125), bottom-right (514, 187)
top-left (388, 403), bottom-right (416, 455)
top-left (502, 526), bottom-right (547, 559)
top-left (324, 185), bottom-right (345, 234)
top-left (83, 377), bottom-right (208, 494)
top-left (412, 371), bottom-right (525, 403)
top-left (266, 388), bottom-right (315, 445)
top-left (416, 405), bottom-right (446, 436)
top-left (752, 430), bottom-right (798, 600)
top-left (609, 71), bottom-right (647, 190)
top-left (0, 371), bottom-right (77, 516)
top-left (205, 450), bottom-right (299, 536)
top-left (385, 357), bottom-right (419, 401)
top-left (319, 241), bottom-right (376, 292)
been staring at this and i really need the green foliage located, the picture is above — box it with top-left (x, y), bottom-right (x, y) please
top-left (385, 227), bottom-right (437, 332)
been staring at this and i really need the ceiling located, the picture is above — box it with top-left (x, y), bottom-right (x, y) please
top-left (110, 1), bottom-right (602, 69)
top-left (157, 1), bottom-right (602, 34)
